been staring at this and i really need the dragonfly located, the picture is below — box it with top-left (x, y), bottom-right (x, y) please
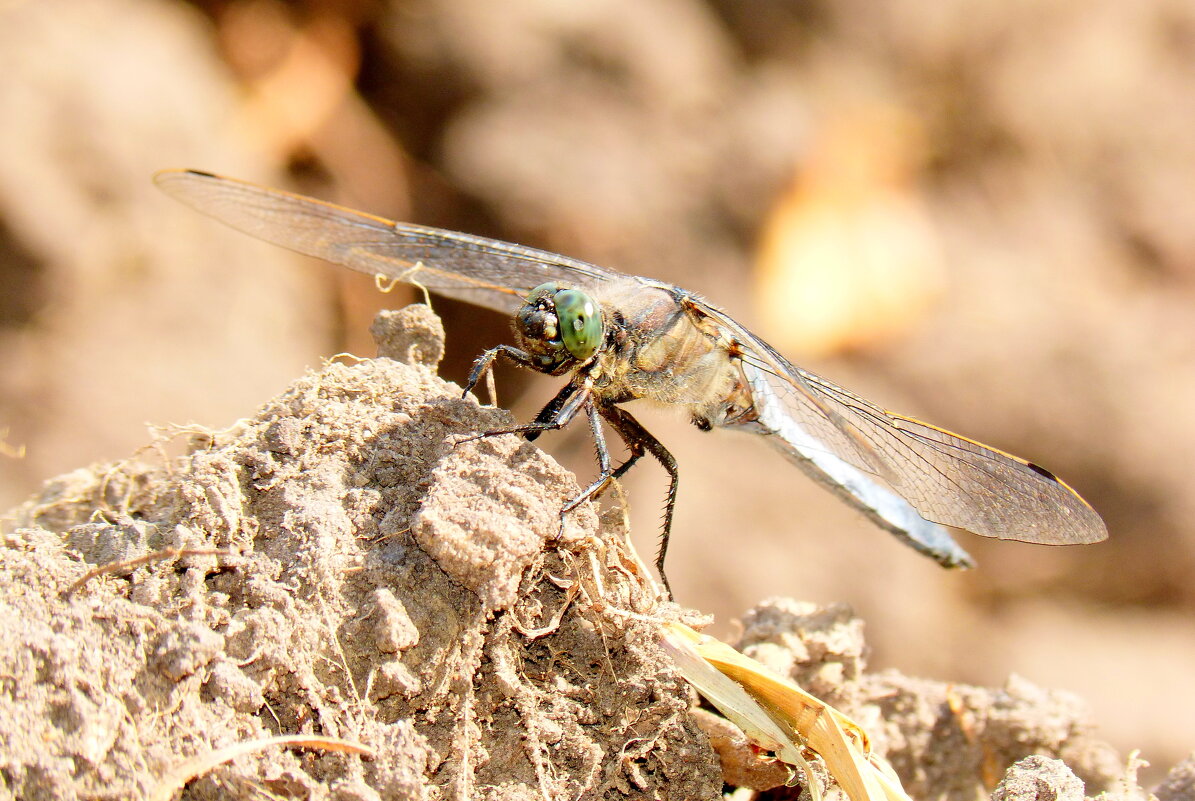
top-left (154, 169), bottom-right (1108, 593)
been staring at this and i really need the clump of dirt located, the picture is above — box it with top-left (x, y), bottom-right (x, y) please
top-left (0, 305), bottom-right (1188, 801)
top-left (722, 599), bottom-right (1150, 800)
top-left (0, 305), bottom-right (718, 800)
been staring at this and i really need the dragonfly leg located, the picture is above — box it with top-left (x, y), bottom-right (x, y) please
top-left (462, 344), bottom-right (540, 403)
top-left (566, 429), bottom-right (647, 505)
top-left (559, 402), bottom-right (652, 533)
top-left (561, 400), bottom-right (618, 512)
top-left (596, 403), bottom-right (678, 596)
top-left (557, 401), bottom-right (616, 535)
top-left (456, 381), bottom-right (591, 447)
top-left (524, 383), bottom-right (581, 443)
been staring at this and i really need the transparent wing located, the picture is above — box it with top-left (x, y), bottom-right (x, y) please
top-left (154, 169), bottom-right (622, 315)
top-left (699, 305), bottom-right (1108, 547)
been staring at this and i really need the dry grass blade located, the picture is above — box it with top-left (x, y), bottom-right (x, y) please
top-left (660, 623), bottom-right (819, 797)
top-left (148, 735), bottom-right (374, 801)
top-left (662, 622), bottom-right (913, 801)
top-left (64, 548), bottom-right (235, 597)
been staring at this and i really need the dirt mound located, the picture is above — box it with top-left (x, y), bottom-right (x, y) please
top-left (0, 306), bottom-right (1188, 801)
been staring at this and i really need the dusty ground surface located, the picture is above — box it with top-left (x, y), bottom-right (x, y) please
top-left (2, 307), bottom-right (1192, 801)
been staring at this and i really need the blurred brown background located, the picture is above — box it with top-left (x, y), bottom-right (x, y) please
top-left (1, 0), bottom-right (1192, 779)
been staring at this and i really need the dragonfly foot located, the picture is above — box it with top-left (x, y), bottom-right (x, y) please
top-left (550, 514), bottom-right (568, 546)
top-left (451, 432), bottom-right (480, 447)
top-left (450, 425), bottom-right (535, 451)
top-left (447, 431), bottom-right (493, 450)
top-left (461, 389), bottom-right (499, 408)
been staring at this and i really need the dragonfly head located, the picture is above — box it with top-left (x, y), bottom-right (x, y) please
top-left (515, 283), bottom-right (604, 371)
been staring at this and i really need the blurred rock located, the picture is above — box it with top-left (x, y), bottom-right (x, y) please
top-left (0, 0), bottom-right (328, 509)
top-left (1156, 755), bottom-right (1195, 801)
top-left (993, 756), bottom-right (1084, 801)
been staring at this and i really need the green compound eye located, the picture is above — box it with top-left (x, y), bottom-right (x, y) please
top-left (554, 289), bottom-right (602, 360)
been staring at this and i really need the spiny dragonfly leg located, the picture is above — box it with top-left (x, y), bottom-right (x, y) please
top-left (560, 401), bottom-right (616, 513)
top-left (462, 344), bottom-right (538, 404)
top-left (554, 402), bottom-right (657, 589)
top-left (596, 403), bottom-right (678, 596)
top-left (556, 401), bottom-right (615, 534)
top-left (561, 405), bottom-right (647, 512)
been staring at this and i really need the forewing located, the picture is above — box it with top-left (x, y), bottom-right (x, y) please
top-left (702, 306), bottom-right (1107, 546)
top-left (154, 169), bottom-right (620, 315)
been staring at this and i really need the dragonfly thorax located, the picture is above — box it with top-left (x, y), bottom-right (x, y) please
top-left (514, 283), bottom-right (605, 373)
